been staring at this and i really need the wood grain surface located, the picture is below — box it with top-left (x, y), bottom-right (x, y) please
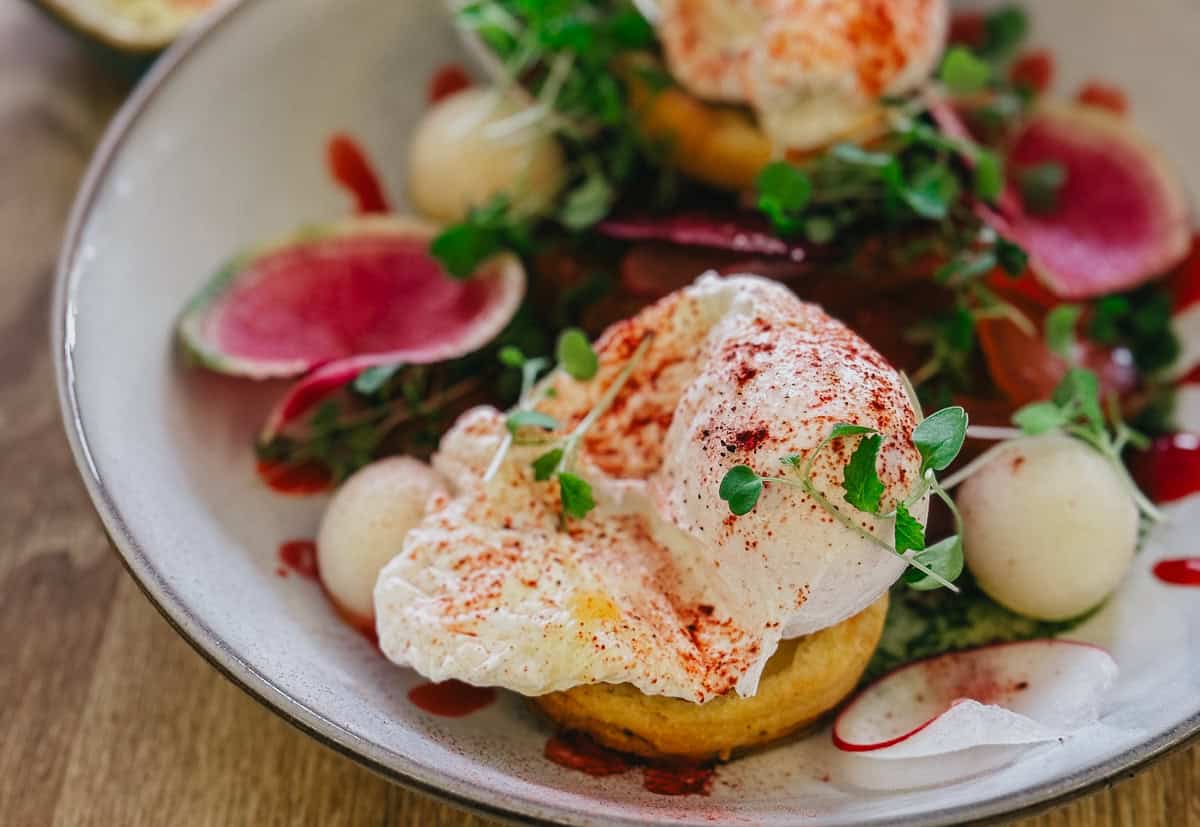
top-left (1, 2), bottom-right (1197, 825)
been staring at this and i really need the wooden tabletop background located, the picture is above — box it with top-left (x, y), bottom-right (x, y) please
top-left (2, 2), bottom-right (1197, 824)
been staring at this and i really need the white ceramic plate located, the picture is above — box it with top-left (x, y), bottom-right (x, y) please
top-left (54, 0), bottom-right (1200, 824)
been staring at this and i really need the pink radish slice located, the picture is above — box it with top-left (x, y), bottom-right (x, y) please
top-left (178, 215), bottom-right (525, 379)
top-left (259, 356), bottom-right (387, 440)
top-left (1168, 236), bottom-right (1200, 378)
top-left (598, 212), bottom-right (812, 261)
top-left (833, 640), bottom-right (1117, 759)
top-left (1000, 104), bottom-right (1190, 300)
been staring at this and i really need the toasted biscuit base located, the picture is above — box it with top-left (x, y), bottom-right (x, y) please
top-left (535, 595), bottom-right (888, 761)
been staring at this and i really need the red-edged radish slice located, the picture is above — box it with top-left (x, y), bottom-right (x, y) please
top-left (178, 215), bottom-right (525, 380)
top-left (1001, 104), bottom-right (1190, 300)
top-left (834, 640), bottom-right (1117, 758)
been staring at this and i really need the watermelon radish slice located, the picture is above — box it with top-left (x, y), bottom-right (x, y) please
top-left (598, 211), bottom-right (810, 261)
top-left (1000, 104), bottom-right (1191, 300)
top-left (178, 215), bottom-right (525, 379)
top-left (832, 640), bottom-right (1117, 788)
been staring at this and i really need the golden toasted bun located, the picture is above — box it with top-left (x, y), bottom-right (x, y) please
top-left (535, 595), bottom-right (888, 761)
top-left (624, 58), bottom-right (887, 192)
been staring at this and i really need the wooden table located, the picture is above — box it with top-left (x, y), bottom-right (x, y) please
top-left (2, 2), bottom-right (1197, 824)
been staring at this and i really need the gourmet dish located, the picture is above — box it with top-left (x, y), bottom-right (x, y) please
top-left (176, 0), bottom-right (1200, 796)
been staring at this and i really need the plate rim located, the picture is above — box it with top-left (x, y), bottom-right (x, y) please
top-left (50, 0), bottom-right (1200, 824)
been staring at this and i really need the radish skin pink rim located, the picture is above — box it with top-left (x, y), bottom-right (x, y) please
top-left (177, 214), bottom-right (526, 380)
top-left (50, 0), bottom-right (1200, 824)
top-left (832, 639), bottom-right (1112, 753)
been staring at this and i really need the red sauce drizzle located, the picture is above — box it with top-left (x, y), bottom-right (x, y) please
top-left (1154, 559), bottom-right (1200, 587)
top-left (544, 732), bottom-right (716, 796)
top-left (429, 63), bottom-right (472, 104)
top-left (325, 133), bottom-right (390, 214)
top-left (408, 680), bottom-right (496, 717)
top-left (642, 764), bottom-right (716, 797)
top-left (1077, 81), bottom-right (1128, 115)
top-left (257, 458), bottom-right (332, 495)
top-left (544, 731), bottom-right (633, 776)
top-left (1010, 50), bottom-right (1055, 93)
top-left (278, 539), bottom-right (320, 580)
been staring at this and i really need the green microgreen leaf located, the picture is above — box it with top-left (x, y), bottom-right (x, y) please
top-left (994, 237), bottom-right (1029, 276)
top-left (912, 406), bottom-right (968, 472)
top-left (829, 423), bottom-right (880, 440)
top-left (556, 328), bottom-right (599, 380)
top-left (973, 150), bottom-right (1004, 202)
top-left (558, 472), bottom-right (596, 519)
top-left (842, 434), bottom-right (886, 514)
top-left (780, 454), bottom-right (803, 468)
top-left (1053, 367), bottom-right (1103, 427)
top-left (352, 363), bottom-right (403, 395)
top-left (804, 215), bottom-right (837, 244)
top-left (903, 535), bottom-right (965, 591)
top-left (893, 503), bottom-right (926, 556)
top-left (940, 46), bottom-right (992, 94)
top-left (1044, 304), bottom-right (1082, 358)
top-left (979, 6), bottom-right (1029, 61)
top-left (831, 143), bottom-right (894, 169)
top-left (1012, 401), bottom-right (1068, 434)
top-left (756, 162), bottom-right (812, 234)
top-left (560, 168), bottom-right (615, 230)
top-left (1017, 162), bottom-right (1067, 215)
top-left (430, 196), bottom-right (524, 279)
top-left (533, 448), bottom-right (564, 481)
top-left (719, 465), bottom-right (763, 515)
top-left (498, 345), bottom-right (527, 368)
top-left (902, 164), bottom-right (960, 220)
top-left (506, 409), bottom-right (559, 434)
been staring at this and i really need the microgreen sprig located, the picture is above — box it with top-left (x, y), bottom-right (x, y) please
top-left (533, 332), bottom-right (653, 524)
top-left (718, 407), bottom-right (970, 592)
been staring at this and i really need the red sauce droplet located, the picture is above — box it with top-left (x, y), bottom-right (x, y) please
top-left (1153, 558), bottom-right (1200, 586)
top-left (544, 732), bottom-right (716, 795)
top-left (1076, 81), bottom-right (1128, 115)
top-left (1131, 433), bottom-right (1200, 504)
top-left (326, 133), bottom-right (390, 214)
top-left (257, 458), bottom-right (332, 495)
top-left (1010, 50), bottom-right (1055, 93)
top-left (275, 567), bottom-right (288, 578)
top-left (544, 731), bottom-right (632, 776)
top-left (429, 63), bottom-right (472, 104)
top-left (642, 764), bottom-right (715, 797)
top-left (948, 11), bottom-right (985, 48)
top-left (408, 680), bottom-right (496, 717)
top-left (278, 539), bottom-right (320, 580)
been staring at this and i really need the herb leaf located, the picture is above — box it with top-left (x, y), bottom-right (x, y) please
top-left (756, 162), bottom-right (812, 234)
top-left (940, 46), bottom-right (992, 94)
top-left (533, 448), bottom-right (564, 481)
top-left (903, 535), bottom-right (965, 591)
top-left (829, 423), bottom-right (879, 440)
top-left (842, 434), bottom-right (886, 513)
top-left (893, 503), bottom-right (926, 556)
top-left (556, 328), bottom-right (599, 380)
top-left (353, 362), bottom-right (402, 395)
top-left (912, 406), bottom-right (968, 472)
top-left (558, 472), bottom-right (596, 519)
top-left (1012, 401), bottom-right (1068, 434)
top-left (973, 150), bottom-right (1004, 202)
top-left (1017, 162), bottom-right (1067, 215)
top-left (719, 465), bottom-right (763, 515)
top-left (431, 196), bottom-right (525, 279)
top-left (1044, 304), bottom-right (1082, 358)
top-left (560, 168), bottom-right (615, 230)
top-left (1053, 367), bottom-right (1103, 427)
top-left (506, 409), bottom-right (559, 434)
top-left (498, 345), bottom-right (527, 368)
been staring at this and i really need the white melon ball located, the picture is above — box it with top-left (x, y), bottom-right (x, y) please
top-left (407, 87), bottom-right (567, 223)
top-left (958, 434), bottom-right (1138, 621)
top-left (317, 457), bottom-right (445, 623)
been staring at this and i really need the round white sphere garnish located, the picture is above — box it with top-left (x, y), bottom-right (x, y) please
top-left (407, 87), bottom-right (567, 224)
top-left (317, 456), bottom-right (445, 623)
top-left (959, 434), bottom-right (1138, 621)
